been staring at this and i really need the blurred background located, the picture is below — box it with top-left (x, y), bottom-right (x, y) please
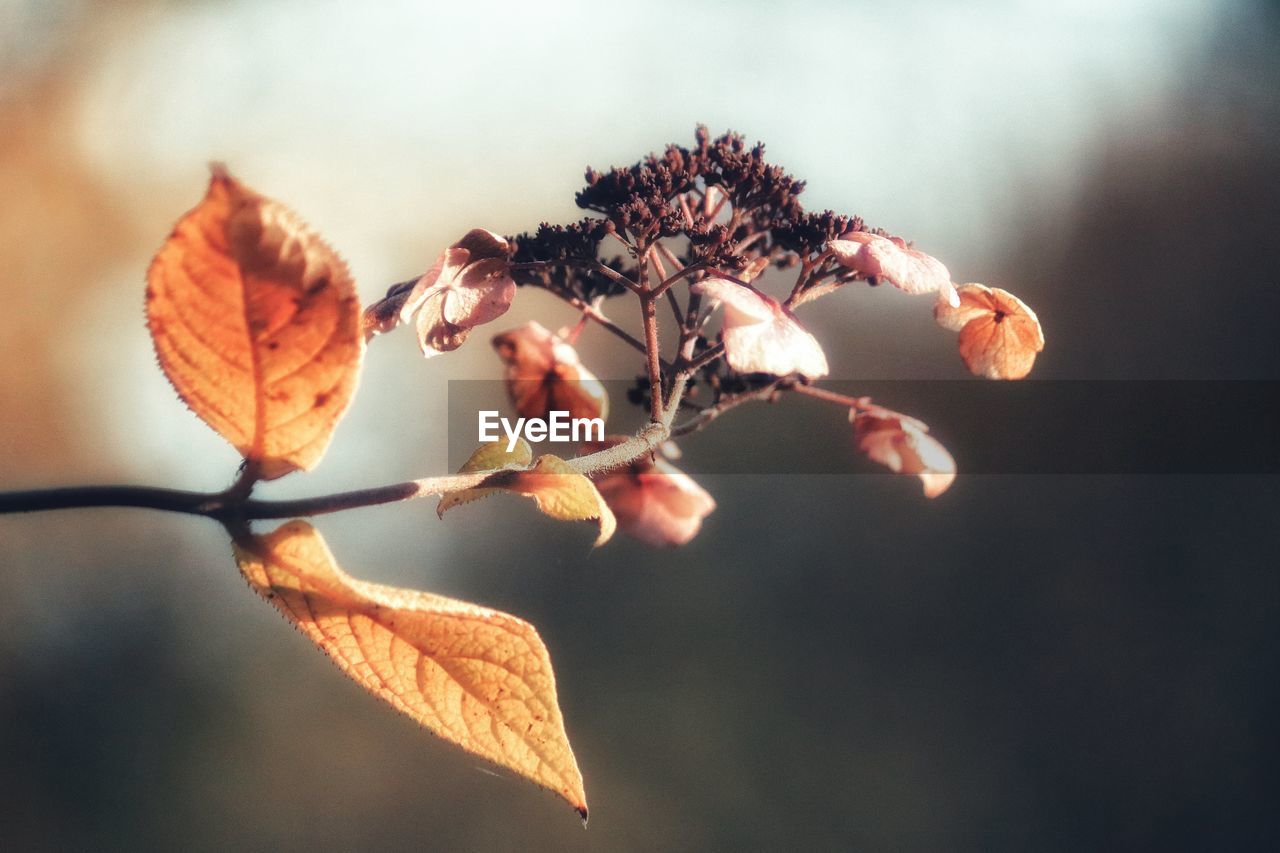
top-left (2, 0), bottom-right (1278, 850)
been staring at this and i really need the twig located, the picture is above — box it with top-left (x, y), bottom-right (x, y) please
top-left (0, 424), bottom-right (679, 520)
top-left (669, 383), bottom-right (784, 437)
top-left (640, 296), bottom-right (664, 423)
top-left (663, 288), bottom-right (685, 328)
top-left (789, 383), bottom-right (871, 410)
top-left (0, 475), bottom-right (479, 521)
top-left (679, 342), bottom-right (725, 376)
top-left (650, 260), bottom-right (707, 299)
top-left (545, 286), bottom-right (667, 366)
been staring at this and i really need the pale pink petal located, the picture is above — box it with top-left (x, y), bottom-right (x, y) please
top-left (394, 230), bottom-right (518, 357)
top-left (443, 257), bottom-right (516, 327)
top-left (851, 411), bottom-right (956, 498)
top-left (363, 228), bottom-right (515, 352)
top-left (933, 284), bottom-right (993, 332)
top-left (414, 289), bottom-right (467, 357)
top-left (451, 228), bottom-right (510, 262)
top-left (398, 246), bottom-right (470, 323)
top-left (692, 277), bottom-right (829, 379)
top-left (586, 447), bottom-right (716, 547)
top-left (703, 185), bottom-right (727, 218)
top-left (829, 232), bottom-right (957, 305)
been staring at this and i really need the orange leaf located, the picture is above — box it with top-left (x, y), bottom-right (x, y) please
top-left (232, 520), bottom-right (588, 819)
top-left (146, 166), bottom-right (363, 480)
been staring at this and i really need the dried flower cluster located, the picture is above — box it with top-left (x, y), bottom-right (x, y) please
top-left (366, 126), bottom-right (1045, 543)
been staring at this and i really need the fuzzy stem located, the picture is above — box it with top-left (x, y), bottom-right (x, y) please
top-left (669, 382), bottom-right (784, 437)
top-left (0, 424), bottom-right (680, 521)
top-left (545, 286), bottom-right (666, 366)
top-left (650, 260), bottom-right (707, 299)
top-left (789, 383), bottom-right (873, 409)
top-left (640, 292), bottom-right (664, 424)
top-left (680, 342), bottom-right (725, 375)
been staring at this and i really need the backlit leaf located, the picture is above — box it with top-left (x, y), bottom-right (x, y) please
top-left (439, 454), bottom-right (616, 546)
top-left (436, 438), bottom-right (534, 516)
top-left (232, 520), bottom-right (588, 819)
top-left (146, 166), bottom-right (362, 480)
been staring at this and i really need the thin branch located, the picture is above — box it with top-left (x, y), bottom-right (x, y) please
top-left (563, 422), bottom-right (668, 475)
top-left (546, 287), bottom-right (654, 360)
top-left (4, 333), bottom-right (842, 518)
top-left (679, 342), bottom-right (725, 376)
top-left (0, 423), bottom-right (679, 520)
top-left (785, 255), bottom-right (816, 307)
top-left (787, 280), bottom-right (845, 309)
top-left (509, 258), bottom-right (643, 296)
top-left (655, 242), bottom-right (710, 375)
top-left (732, 232), bottom-right (767, 254)
top-left (589, 260), bottom-right (645, 295)
top-left (0, 485), bottom-right (226, 518)
top-left (678, 193), bottom-right (695, 229)
top-left (650, 260), bottom-right (707, 299)
top-left (683, 289), bottom-right (704, 337)
top-left (789, 382), bottom-right (872, 410)
top-left (607, 227), bottom-right (635, 253)
top-left (706, 186), bottom-right (730, 221)
top-left (508, 260), bottom-right (671, 369)
top-left (647, 245), bottom-right (687, 328)
top-left (661, 373), bottom-right (694, 431)
top-left (647, 244), bottom-right (668, 281)
top-left (0, 476), bottom-right (481, 521)
top-left (669, 382), bottom-right (784, 437)
top-left (640, 296), bottom-right (664, 423)
top-left (785, 251), bottom-right (842, 309)
top-left (654, 242), bottom-right (685, 274)
top-left (663, 288), bottom-right (685, 328)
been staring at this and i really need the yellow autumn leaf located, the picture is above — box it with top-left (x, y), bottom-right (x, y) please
top-left (232, 520), bottom-right (587, 819)
top-left (436, 438), bottom-right (534, 516)
top-left (439, 454), bottom-right (616, 546)
top-left (146, 166), bottom-right (363, 480)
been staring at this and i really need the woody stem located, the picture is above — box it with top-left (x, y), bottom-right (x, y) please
top-left (640, 293), bottom-right (664, 424)
top-left (789, 383), bottom-right (873, 410)
top-left (545, 286), bottom-right (670, 367)
top-left (0, 424), bottom-right (676, 520)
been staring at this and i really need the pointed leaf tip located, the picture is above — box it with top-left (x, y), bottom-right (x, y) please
top-left (232, 520), bottom-right (588, 817)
